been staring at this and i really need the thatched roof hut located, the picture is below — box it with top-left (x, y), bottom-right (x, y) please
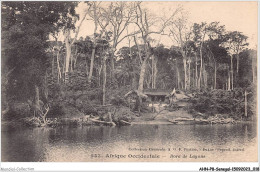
top-left (124, 90), bottom-right (148, 99)
top-left (144, 89), bottom-right (171, 97)
top-left (143, 89), bottom-right (171, 102)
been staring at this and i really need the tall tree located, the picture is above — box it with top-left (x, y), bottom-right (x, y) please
top-left (1, 1), bottom-right (76, 119)
top-left (87, 2), bottom-right (101, 83)
top-left (223, 31), bottom-right (248, 89)
top-left (192, 22), bottom-right (225, 89)
top-left (63, 2), bottom-right (90, 82)
top-left (134, 2), bottom-right (180, 92)
top-left (100, 2), bottom-right (136, 80)
top-left (168, 12), bottom-right (192, 90)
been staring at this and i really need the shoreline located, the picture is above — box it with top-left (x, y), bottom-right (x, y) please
top-left (1, 116), bottom-right (255, 128)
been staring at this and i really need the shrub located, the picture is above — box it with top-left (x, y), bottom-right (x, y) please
top-left (190, 88), bottom-right (255, 119)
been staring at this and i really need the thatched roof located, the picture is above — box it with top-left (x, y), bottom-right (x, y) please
top-left (166, 89), bottom-right (194, 99)
top-left (144, 89), bottom-right (171, 96)
top-left (144, 91), bottom-right (169, 96)
top-left (124, 90), bottom-right (148, 99)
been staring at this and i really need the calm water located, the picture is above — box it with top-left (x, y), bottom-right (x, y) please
top-left (1, 123), bottom-right (258, 162)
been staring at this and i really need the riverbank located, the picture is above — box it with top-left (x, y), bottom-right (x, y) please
top-left (2, 108), bottom-right (253, 128)
top-left (2, 88), bottom-right (255, 128)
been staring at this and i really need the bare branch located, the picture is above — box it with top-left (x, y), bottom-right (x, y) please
top-left (71, 6), bottom-right (91, 45)
top-left (117, 30), bottom-right (141, 45)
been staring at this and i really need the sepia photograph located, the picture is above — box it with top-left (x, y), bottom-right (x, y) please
top-left (1, 0), bottom-right (258, 169)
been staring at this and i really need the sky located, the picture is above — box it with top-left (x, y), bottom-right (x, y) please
top-left (72, 1), bottom-right (258, 50)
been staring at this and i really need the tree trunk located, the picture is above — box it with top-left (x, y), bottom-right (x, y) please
top-left (214, 62), bottom-right (217, 89)
top-left (98, 65), bottom-right (102, 87)
top-left (230, 55), bottom-right (234, 90)
top-left (195, 54), bottom-right (198, 88)
top-left (151, 55), bottom-right (158, 89)
top-left (176, 61), bottom-right (180, 89)
top-left (198, 49), bottom-right (203, 89)
top-left (188, 58), bottom-right (191, 90)
top-left (63, 56), bottom-right (65, 80)
top-left (88, 47), bottom-right (96, 83)
top-left (153, 57), bottom-right (158, 89)
top-left (245, 90), bottom-right (247, 118)
top-left (176, 64), bottom-right (178, 89)
top-left (137, 37), bottom-right (150, 92)
top-left (44, 71), bottom-right (48, 102)
top-left (102, 56), bottom-right (107, 105)
top-left (236, 54), bottom-right (239, 74)
top-left (64, 29), bottom-right (71, 82)
top-left (88, 3), bottom-right (98, 84)
top-left (198, 32), bottom-right (206, 89)
top-left (146, 75), bottom-right (151, 89)
top-left (203, 66), bottom-right (207, 88)
top-left (74, 53), bottom-right (78, 69)
top-left (56, 50), bottom-right (62, 83)
top-left (85, 56), bottom-right (89, 76)
top-left (228, 70), bottom-right (231, 90)
top-left (138, 57), bottom-right (148, 92)
top-left (151, 55), bottom-right (154, 88)
top-left (110, 49), bottom-right (115, 81)
top-left (52, 55), bottom-right (55, 76)
top-left (252, 56), bottom-right (255, 83)
top-left (70, 54), bottom-right (73, 72)
top-left (34, 85), bottom-right (40, 118)
top-left (35, 85), bottom-right (40, 109)
top-left (183, 58), bottom-right (187, 90)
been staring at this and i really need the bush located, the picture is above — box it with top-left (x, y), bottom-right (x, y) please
top-left (190, 88), bottom-right (255, 119)
top-left (48, 103), bottom-right (66, 118)
top-left (3, 102), bottom-right (30, 120)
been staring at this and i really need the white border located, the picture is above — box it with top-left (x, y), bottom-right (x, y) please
top-left (0, 0), bottom-right (259, 171)
top-left (1, 162), bottom-right (260, 172)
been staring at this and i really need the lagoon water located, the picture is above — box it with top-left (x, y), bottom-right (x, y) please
top-left (1, 123), bottom-right (257, 162)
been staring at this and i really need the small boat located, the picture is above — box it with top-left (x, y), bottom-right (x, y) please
top-left (168, 118), bottom-right (195, 125)
top-left (168, 119), bottom-right (178, 124)
top-left (194, 118), bottom-right (210, 125)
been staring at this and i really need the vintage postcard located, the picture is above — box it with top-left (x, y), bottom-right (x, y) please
top-left (1, 0), bottom-right (258, 171)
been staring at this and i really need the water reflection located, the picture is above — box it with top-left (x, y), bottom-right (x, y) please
top-left (1, 123), bottom-right (257, 162)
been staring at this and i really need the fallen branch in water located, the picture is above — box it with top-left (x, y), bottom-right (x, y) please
top-left (90, 118), bottom-right (116, 126)
top-left (119, 120), bottom-right (131, 125)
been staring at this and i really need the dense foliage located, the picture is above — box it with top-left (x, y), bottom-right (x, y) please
top-left (190, 86), bottom-right (256, 120)
top-left (1, 2), bottom-right (257, 122)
